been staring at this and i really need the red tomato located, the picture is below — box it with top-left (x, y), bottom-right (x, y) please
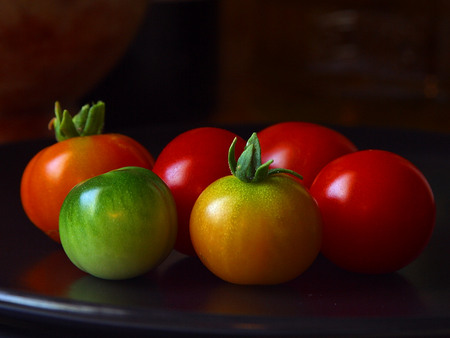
top-left (152, 127), bottom-right (246, 256)
top-left (310, 150), bottom-right (436, 274)
top-left (21, 133), bottom-right (154, 242)
top-left (258, 122), bottom-right (357, 187)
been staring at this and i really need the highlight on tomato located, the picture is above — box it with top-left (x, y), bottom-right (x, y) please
top-left (258, 122), bottom-right (358, 187)
top-left (20, 101), bottom-right (155, 242)
top-left (310, 150), bottom-right (436, 274)
top-left (59, 166), bottom-right (177, 280)
top-left (190, 133), bottom-right (323, 285)
top-left (152, 127), bottom-right (246, 256)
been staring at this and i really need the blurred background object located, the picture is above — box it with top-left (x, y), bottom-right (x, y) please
top-left (1, 0), bottom-right (449, 144)
top-left (0, 0), bottom-right (149, 143)
top-left (213, 0), bottom-right (450, 131)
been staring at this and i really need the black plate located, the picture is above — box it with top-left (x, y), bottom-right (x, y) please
top-left (0, 124), bottom-right (449, 337)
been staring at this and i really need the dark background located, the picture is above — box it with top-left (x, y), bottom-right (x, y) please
top-left (81, 0), bottom-right (450, 134)
top-left (2, 0), bottom-right (449, 142)
top-left (81, 0), bottom-right (219, 131)
top-left (80, 0), bottom-right (450, 132)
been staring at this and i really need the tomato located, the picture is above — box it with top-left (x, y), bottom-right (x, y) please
top-left (59, 166), bottom-right (177, 280)
top-left (152, 127), bottom-right (246, 256)
top-left (20, 102), bottom-right (154, 242)
top-left (258, 122), bottom-right (357, 187)
top-left (310, 150), bottom-right (436, 274)
top-left (190, 133), bottom-right (322, 285)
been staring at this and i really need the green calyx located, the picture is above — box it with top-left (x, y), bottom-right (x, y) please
top-left (49, 101), bottom-right (105, 141)
top-left (228, 132), bottom-right (303, 183)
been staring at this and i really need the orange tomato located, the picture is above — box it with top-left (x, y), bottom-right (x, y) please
top-left (189, 133), bottom-right (322, 285)
top-left (20, 102), bottom-right (154, 242)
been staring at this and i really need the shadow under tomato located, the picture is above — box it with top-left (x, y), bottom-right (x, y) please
top-left (286, 254), bottom-right (426, 317)
top-left (156, 255), bottom-right (220, 312)
top-left (157, 254), bottom-right (426, 318)
top-left (16, 248), bottom-right (163, 308)
top-left (15, 249), bottom-right (426, 319)
top-left (157, 255), bottom-right (310, 316)
top-left (67, 272), bottom-right (162, 308)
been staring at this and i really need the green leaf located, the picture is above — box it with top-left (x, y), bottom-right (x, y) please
top-left (50, 101), bottom-right (106, 142)
top-left (235, 143), bottom-right (256, 182)
top-left (59, 109), bottom-right (80, 141)
top-left (80, 101), bottom-right (105, 136)
top-left (228, 137), bottom-right (238, 176)
top-left (253, 159), bottom-right (273, 182)
top-left (246, 132), bottom-right (261, 173)
top-left (72, 104), bottom-right (90, 134)
top-left (268, 168), bottom-right (303, 180)
top-left (228, 131), bottom-right (304, 183)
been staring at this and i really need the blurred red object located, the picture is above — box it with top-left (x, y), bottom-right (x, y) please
top-left (0, 0), bottom-right (148, 143)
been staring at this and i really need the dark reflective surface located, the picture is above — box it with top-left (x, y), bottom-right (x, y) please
top-left (0, 124), bottom-right (449, 337)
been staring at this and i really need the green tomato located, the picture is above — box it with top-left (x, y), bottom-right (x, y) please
top-left (59, 166), bottom-right (177, 280)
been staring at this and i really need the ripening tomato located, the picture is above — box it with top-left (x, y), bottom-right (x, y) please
top-left (20, 102), bottom-right (154, 242)
top-left (190, 133), bottom-right (322, 285)
top-left (310, 150), bottom-right (436, 274)
top-left (258, 122), bottom-right (357, 187)
top-left (59, 167), bottom-right (177, 280)
top-left (152, 127), bottom-right (246, 256)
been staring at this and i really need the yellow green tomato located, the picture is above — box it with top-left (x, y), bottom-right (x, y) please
top-left (59, 166), bottom-right (177, 280)
top-left (190, 133), bottom-right (322, 285)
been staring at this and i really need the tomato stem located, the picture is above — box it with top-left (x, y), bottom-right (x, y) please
top-left (228, 132), bottom-right (303, 183)
top-left (49, 101), bottom-right (105, 141)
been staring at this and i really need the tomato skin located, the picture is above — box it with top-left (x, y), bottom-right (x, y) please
top-left (59, 167), bottom-right (177, 280)
top-left (310, 150), bottom-right (436, 274)
top-left (20, 134), bottom-right (154, 242)
top-left (190, 174), bottom-right (322, 285)
top-left (258, 122), bottom-right (357, 187)
top-left (152, 127), bottom-right (246, 256)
